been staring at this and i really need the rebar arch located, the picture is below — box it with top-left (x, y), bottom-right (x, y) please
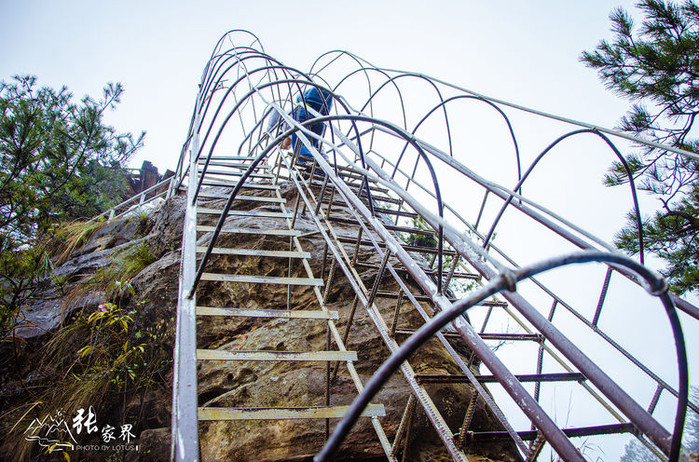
top-left (171, 30), bottom-right (698, 462)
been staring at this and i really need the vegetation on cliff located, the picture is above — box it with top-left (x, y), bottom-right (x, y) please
top-left (0, 75), bottom-right (145, 337)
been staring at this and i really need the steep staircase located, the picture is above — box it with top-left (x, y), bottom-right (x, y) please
top-left (168, 30), bottom-right (697, 462)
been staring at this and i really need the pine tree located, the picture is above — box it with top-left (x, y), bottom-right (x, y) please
top-left (0, 75), bottom-right (144, 334)
top-left (581, 0), bottom-right (699, 294)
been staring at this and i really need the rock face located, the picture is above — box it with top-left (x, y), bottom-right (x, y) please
top-left (1, 184), bottom-right (519, 462)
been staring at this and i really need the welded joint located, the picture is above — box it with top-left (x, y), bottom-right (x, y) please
top-left (649, 278), bottom-right (670, 297)
top-left (501, 270), bottom-right (518, 293)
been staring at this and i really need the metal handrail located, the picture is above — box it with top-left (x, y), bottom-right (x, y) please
top-left (170, 30), bottom-right (697, 462)
top-left (90, 175), bottom-right (175, 223)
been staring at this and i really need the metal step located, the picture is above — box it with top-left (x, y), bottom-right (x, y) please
top-left (198, 208), bottom-right (293, 219)
top-left (198, 156), bottom-right (260, 162)
top-left (394, 329), bottom-right (540, 342)
top-left (197, 192), bottom-right (284, 203)
top-left (196, 349), bottom-right (357, 361)
top-left (376, 291), bottom-right (507, 307)
top-left (195, 247), bottom-right (311, 259)
top-left (198, 404), bottom-right (386, 421)
top-left (198, 161), bottom-right (272, 170)
top-left (196, 225), bottom-right (301, 237)
top-left (200, 273), bottom-right (324, 286)
top-left (197, 181), bottom-right (279, 190)
top-left (199, 169), bottom-right (275, 179)
top-left (196, 306), bottom-right (339, 320)
top-left (415, 372), bottom-right (587, 384)
top-left (357, 262), bottom-right (481, 281)
top-left (463, 423), bottom-right (634, 442)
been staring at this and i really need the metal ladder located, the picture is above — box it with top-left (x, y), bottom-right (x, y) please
top-left (170, 30), bottom-right (697, 462)
top-left (173, 151), bottom-right (401, 460)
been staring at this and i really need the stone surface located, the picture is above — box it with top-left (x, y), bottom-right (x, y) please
top-left (1, 184), bottom-right (521, 462)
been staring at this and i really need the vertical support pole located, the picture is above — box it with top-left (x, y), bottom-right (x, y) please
top-left (171, 110), bottom-right (201, 462)
top-left (592, 268), bottom-right (613, 327)
top-left (138, 191), bottom-right (146, 214)
top-left (167, 176), bottom-right (175, 200)
top-left (455, 391), bottom-right (479, 448)
top-left (390, 395), bottom-right (416, 458)
top-left (390, 290), bottom-right (404, 337)
top-left (325, 326), bottom-right (332, 441)
top-left (526, 431), bottom-right (546, 462)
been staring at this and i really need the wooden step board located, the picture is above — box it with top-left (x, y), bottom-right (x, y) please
top-left (196, 349), bottom-right (356, 361)
top-left (198, 404), bottom-right (386, 421)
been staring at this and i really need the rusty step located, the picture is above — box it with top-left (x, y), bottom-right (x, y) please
top-left (376, 291), bottom-right (507, 307)
top-left (394, 330), bottom-right (540, 342)
top-left (415, 372), bottom-right (587, 385)
top-left (461, 423), bottom-right (634, 442)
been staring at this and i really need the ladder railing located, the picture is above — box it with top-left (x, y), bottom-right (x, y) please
top-left (170, 30), bottom-right (698, 462)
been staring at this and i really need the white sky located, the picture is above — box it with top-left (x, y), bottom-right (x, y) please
top-left (4, 1), bottom-right (696, 460)
top-left (1, 0), bottom-right (638, 173)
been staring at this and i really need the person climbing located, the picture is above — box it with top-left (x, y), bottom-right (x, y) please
top-left (289, 86), bottom-right (333, 164)
top-left (266, 86), bottom-right (334, 164)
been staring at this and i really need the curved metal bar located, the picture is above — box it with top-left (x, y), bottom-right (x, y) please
top-left (315, 250), bottom-right (687, 462)
top-left (198, 62), bottom-right (303, 153)
top-left (483, 129), bottom-right (645, 264)
top-left (174, 32), bottom-right (695, 462)
top-left (192, 113), bottom-right (446, 296)
top-left (331, 53), bottom-right (699, 163)
top-left (340, 142), bottom-right (687, 460)
top-left (311, 50), bottom-right (411, 155)
top-left (192, 78), bottom-right (312, 203)
top-left (407, 94), bottom-right (521, 183)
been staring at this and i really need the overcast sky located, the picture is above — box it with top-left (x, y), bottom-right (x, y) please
top-left (5, 1), bottom-right (695, 459)
top-left (1, 0), bottom-right (638, 173)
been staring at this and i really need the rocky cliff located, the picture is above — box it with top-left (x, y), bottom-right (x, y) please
top-left (0, 183), bottom-right (519, 462)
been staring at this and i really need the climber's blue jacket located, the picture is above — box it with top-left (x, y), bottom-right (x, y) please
top-left (291, 88), bottom-right (333, 160)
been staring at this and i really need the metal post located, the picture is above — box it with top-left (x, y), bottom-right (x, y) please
top-left (171, 111), bottom-right (201, 462)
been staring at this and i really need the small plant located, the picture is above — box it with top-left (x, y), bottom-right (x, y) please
top-left (62, 240), bottom-right (156, 309)
top-left (403, 215), bottom-right (438, 248)
top-left (48, 219), bottom-right (110, 266)
top-left (0, 245), bottom-right (55, 337)
top-left (9, 287), bottom-right (172, 459)
top-left (133, 211), bottom-right (153, 237)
